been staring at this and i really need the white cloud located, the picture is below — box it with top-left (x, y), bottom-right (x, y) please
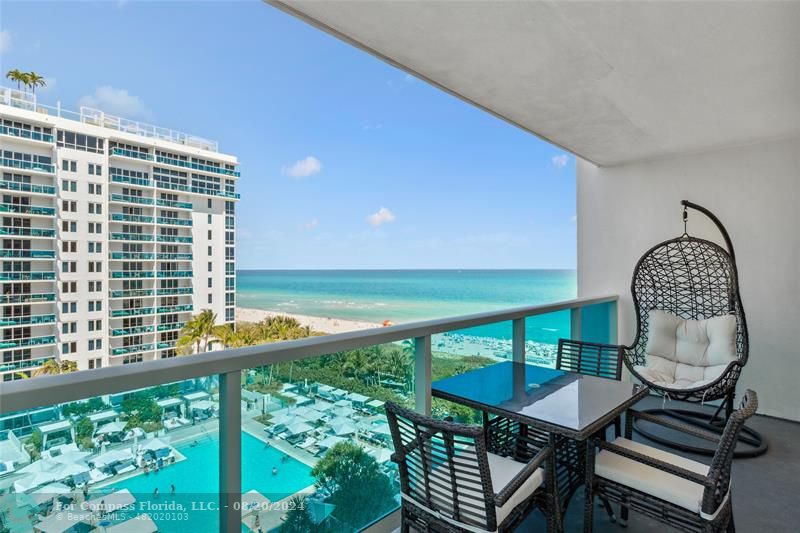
top-left (282, 156), bottom-right (322, 178)
top-left (366, 207), bottom-right (396, 227)
top-left (0, 31), bottom-right (10, 54)
top-left (552, 154), bottom-right (569, 169)
top-left (78, 86), bottom-right (152, 120)
top-left (304, 218), bottom-right (319, 230)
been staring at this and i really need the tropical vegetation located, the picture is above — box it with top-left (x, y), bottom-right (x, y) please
top-left (5, 69), bottom-right (47, 93)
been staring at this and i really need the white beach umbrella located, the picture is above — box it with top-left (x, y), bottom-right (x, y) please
top-left (13, 471), bottom-right (58, 493)
top-left (52, 462), bottom-right (90, 479)
top-left (285, 421), bottom-right (313, 436)
top-left (331, 406), bottom-right (356, 418)
top-left (329, 419), bottom-right (357, 436)
top-left (50, 449), bottom-right (91, 465)
top-left (92, 449), bottom-right (133, 467)
top-left (19, 458), bottom-right (60, 474)
top-left (317, 435), bottom-right (346, 450)
top-left (141, 437), bottom-right (171, 451)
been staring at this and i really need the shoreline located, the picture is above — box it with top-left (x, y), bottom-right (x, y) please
top-left (236, 307), bottom-right (382, 335)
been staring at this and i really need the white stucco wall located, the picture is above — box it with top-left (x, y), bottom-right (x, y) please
top-left (577, 136), bottom-right (800, 420)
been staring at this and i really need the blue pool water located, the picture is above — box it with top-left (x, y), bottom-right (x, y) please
top-left (94, 431), bottom-right (314, 533)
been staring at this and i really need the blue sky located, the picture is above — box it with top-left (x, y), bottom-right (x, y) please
top-left (0, 1), bottom-right (576, 270)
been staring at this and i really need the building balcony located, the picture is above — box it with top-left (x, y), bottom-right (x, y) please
top-left (109, 147), bottom-right (153, 162)
top-left (156, 340), bottom-right (176, 350)
top-left (0, 226), bottom-right (55, 238)
top-left (0, 293), bottom-right (55, 304)
top-left (156, 235), bottom-right (192, 243)
top-left (155, 253), bottom-right (193, 261)
top-left (156, 198), bottom-right (193, 209)
top-left (156, 304), bottom-right (193, 314)
top-left (0, 313), bottom-right (56, 327)
top-left (111, 325), bottom-right (155, 337)
top-left (154, 154), bottom-right (240, 178)
top-left (0, 180), bottom-right (56, 195)
top-left (110, 174), bottom-right (153, 188)
top-left (111, 213), bottom-right (155, 224)
top-left (110, 194), bottom-right (154, 206)
top-left (109, 252), bottom-right (155, 260)
top-left (0, 125), bottom-right (54, 144)
top-left (156, 271), bottom-right (193, 279)
top-left (109, 288), bottom-right (155, 298)
top-left (110, 232), bottom-right (154, 242)
top-left (0, 249), bottom-right (55, 259)
top-left (0, 356), bottom-right (54, 374)
top-left (0, 271), bottom-right (56, 281)
top-left (156, 217), bottom-right (192, 227)
top-left (110, 307), bottom-right (154, 318)
top-left (0, 157), bottom-right (55, 175)
top-left (155, 181), bottom-right (240, 200)
top-left (156, 321), bottom-right (185, 332)
top-left (110, 271), bottom-right (155, 279)
top-left (111, 343), bottom-right (155, 356)
top-left (0, 204), bottom-right (56, 216)
top-left (155, 287), bottom-right (193, 296)
top-left (0, 335), bottom-right (56, 349)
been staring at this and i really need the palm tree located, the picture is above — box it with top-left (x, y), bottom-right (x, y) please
top-left (5, 69), bottom-right (28, 90)
top-left (211, 323), bottom-right (236, 349)
top-left (25, 72), bottom-right (46, 94)
top-left (30, 359), bottom-right (77, 377)
top-left (195, 310), bottom-right (217, 352)
top-left (178, 310), bottom-right (218, 355)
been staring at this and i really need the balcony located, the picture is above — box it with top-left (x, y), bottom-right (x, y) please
top-left (0, 125), bottom-right (54, 143)
top-left (0, 271), bottom-right (55, 281)
top-left (156, 198), bottom-right (193, 209)
top-left (0, 226), bottom-right (55, 238)
top-left (0, 180), bottom-right (56, 195)
top-left (156, 304), bottom-right (193, 313)
top-left (110, 271), bottom-right (154, 279)
top-left (156, 234), bottom-right (192, 243)
top-left (110, 174), bottom-right (152, 187)
top-left (155, 252), bottom-right (193, 261)
top-left (0, 335), bottom-right (56, 349)
top-left (111, 213), bottom-right (155, 224)
top-left (109, 288), bottom-right (155, 298)
top-left (0, 293), bottom-right (55, 304)
top-left (0, 204), bottom-right (56, 216)
top-left (155, 286), bottom-right (193, 296)
top-left (0, 356), bottom-right (54, 374)
top-left (156, 340), bottom-right (176, 350)
top-left (154, 154), bottom-right (240, 177)
top-left (110, 232), bottom-right (154, 242)
top-left (156, 270), bottom-right (193, 278)
top-left (155, 181), bottom-right (240, 200)
top-left (156, 216), bottom-right (192, 226)
top-left (157, 321), bottom-right (186, 331)
top-left (0, 249), bottom-right (55, 259)
top-left (0, 157), bottom-right (55, 175)
top-left (111, 325), bottom-right (155, 337)
top-left (0, 313), bottom-right (56, 327)
top-left (109, 147), bottom-right (153, 161)
top-left (110, 307), bottom-right (154, 317)
top-left (111, 343), bottom-right (155, 356)
top-left (110, 194), bottom-right (154, 206)
top-left (109, 251), bottom-right (155, 260)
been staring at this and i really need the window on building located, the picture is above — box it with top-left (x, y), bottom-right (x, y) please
top-left (88, 358), bottom-right (102, 370)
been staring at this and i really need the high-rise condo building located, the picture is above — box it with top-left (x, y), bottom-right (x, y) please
top-left (0, 87), bottom-right (238, 379)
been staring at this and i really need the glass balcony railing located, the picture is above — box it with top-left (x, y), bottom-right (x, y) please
top-left (0, 226), bottom-right (55, 237)
top-left (111, 307), bottom-right (154, 317)
top-left (0, 180), bottom-right (56, 195)
top-left (111, 343), bottom-right (155, 356)
top-left (157, 271), bottom-right (193, 278)
top-left (157, 321), bottom-right (186, 331)
top-left (0, 125), bottom-right (54, 143)
top-left (156, 234), bottom-right (192, 243)
top-left (110, 232), bottom-right (154, 242)
top-left (110, 271), bottom-right (155, 279)
top-left (0, 293), bottom-right (55, 304)
top-left (157, 217), bottom-right (192, 226)
top-left (156, 287), bottom-right (192, 296)
top-left (0, 313), bottom-right (56, 326)
top-left (0, 271), bottom-right (56, 281)
top-left (155, 154), bottom-right (240, 177)
top-left (111, 325), bottom-right (155, 337)
top-left (155, 253), bottom-right (193, 261)
top-left (0, 204), bottom-right (56, 216)
top-left (0, 157), bottom-right (55, 174)
top-left (111, 174), bottom-right (152, 187)
top-left (157, 304), bottom-right (193, 313)
top-left (110, 147), bottom-right (153, 161)
top-left (111, 213), bottom-right (155, 224)
top-left (155, 341), bottom-right (175, 350)
top-left (110, 252), bottom-right (155, 260)
top-left (0, 335), bottom-right (56, 349)
top-left (110, 193), bottom-right (154, 205)
top-left (156, 198), bottom-right (192, 209)
top-left (0, 249), bottom-right (55, 259)
top-left (0, 356), bottom-right (54, 374)
top-left (155, 181), bottom-right (240, 200)
top-left (109, 288), bottom-right (155, 298)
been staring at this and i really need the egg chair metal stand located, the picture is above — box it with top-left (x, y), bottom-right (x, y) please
top-left (623, 200), bottom-right (767, 458)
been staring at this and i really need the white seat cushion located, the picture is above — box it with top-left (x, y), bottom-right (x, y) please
top-left (487, 453), bottom-right (545, 525)
top-left (635, 310), bottom-right (737, 389)
top-left (595, 437), bottom-right (722, 516)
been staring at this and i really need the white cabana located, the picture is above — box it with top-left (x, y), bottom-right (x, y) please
top-left (85, 488), bottom-right (136, 512)
top-left (87, 410), bottom-right (118, 425)
top-left (331, 406), bottom-right (356, 418)
top-left (105, 514), bottom-right (157, 533)
top-left (333, 399), bottom-right (351, 408)
top-left (140, 437), bottom-right (171, 451)
top-left (14, 471), bottom-right (57, 493)
top-left (156, 397), bottom-right (183, 409)
top-left (317, 435), bottom-right (346, 450)
top-left (91, 449), bottom-right (133, 468)
top-left (33, 509), bottom-right (94, 533)
top-left (329, 418), bottom-right (357, 436)
top-left (95, 421), bottom-right (127, 435)
top-left (190, 400), bottom-right (216, 411)
top-left (32, 482), bottom-right (72, 505)
top-left (183, 391), bottom-right (209, 402)
top-left (52, 462), bottom-right (89, 480)
top-left (19, 459), bottom-right (60, 474)
top-left (366, 399), bottom-right (385, 412)
top-left (369, 448), bottom-right (394, 464)
top-left (285, 421), bottom-right (314, 436)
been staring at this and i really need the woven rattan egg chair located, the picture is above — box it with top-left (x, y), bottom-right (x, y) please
top-left (623, 200), bottom-right (766, 458)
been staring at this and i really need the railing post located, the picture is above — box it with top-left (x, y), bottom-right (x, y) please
top-left (512, 318), bottom-right (526, 364)
top-left (570, 306), bottom-right (582, 341)
top-left (414, 335), bottom-right (432, 415)
top-left (219, 370), bottom-right (242, 533)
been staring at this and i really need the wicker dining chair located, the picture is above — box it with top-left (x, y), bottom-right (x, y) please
top-left (385, 402), bottom-right (561, 533)
top-left (584, 389), bottom-right (758, 533)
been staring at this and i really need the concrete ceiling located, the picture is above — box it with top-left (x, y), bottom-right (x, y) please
top-left (268, 1), bottom-right (800, 166)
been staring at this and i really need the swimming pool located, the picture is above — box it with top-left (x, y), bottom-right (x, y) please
top-left (92, 431), bottom-right (315, 533)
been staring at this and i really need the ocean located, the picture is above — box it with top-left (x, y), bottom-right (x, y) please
top-left (236, 270), bottom-right (577, 354)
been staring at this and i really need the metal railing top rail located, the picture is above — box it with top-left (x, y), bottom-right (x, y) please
top-left (0, 295), bottom-right (616, 415)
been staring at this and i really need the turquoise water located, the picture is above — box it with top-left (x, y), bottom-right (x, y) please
top-left (237, 269), bottom-right (577, 345)
top-left (95, 431), bottom-right (314, 533)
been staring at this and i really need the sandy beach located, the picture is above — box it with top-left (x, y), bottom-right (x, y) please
top-left (236, 307), bottom-right (382, 335)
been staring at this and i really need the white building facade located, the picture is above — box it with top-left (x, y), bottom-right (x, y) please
top-left (0, 88), bottom-right (238, 378)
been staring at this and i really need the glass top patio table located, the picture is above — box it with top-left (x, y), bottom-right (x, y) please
top-left (432, 361), bottom-right (648, 440)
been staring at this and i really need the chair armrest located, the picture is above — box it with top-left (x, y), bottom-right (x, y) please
top-left (494, 446), bottom-right (551, 507)
top-left (596, 439), bottom-right (713, 487)
top-left (627, 409), bottom-right (721, 443)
